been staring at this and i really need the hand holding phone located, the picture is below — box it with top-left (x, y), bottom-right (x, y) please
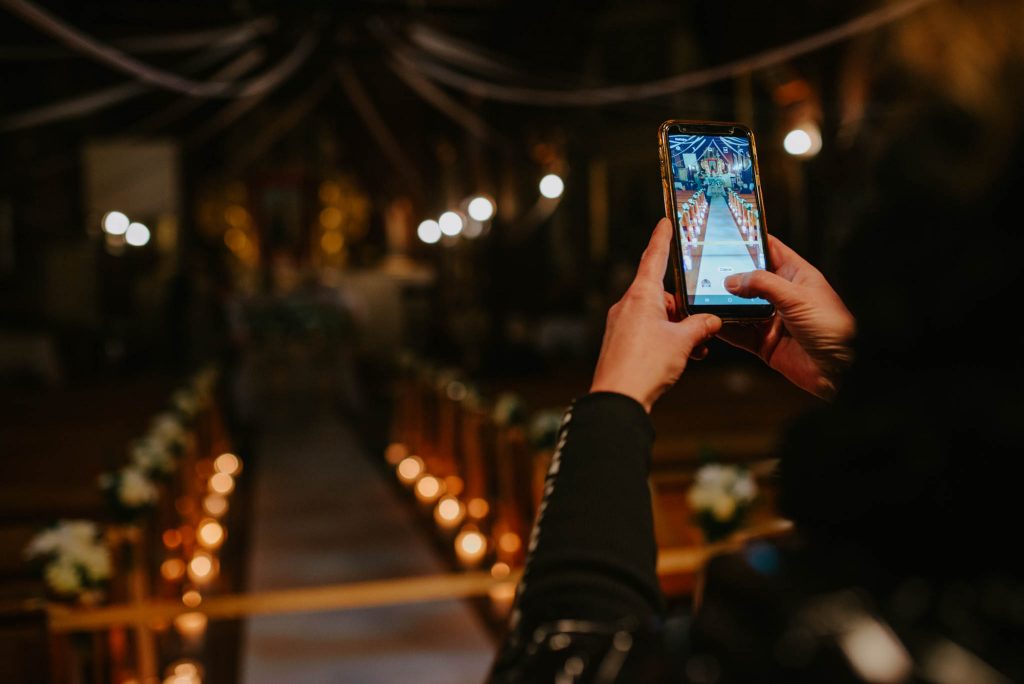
top-left (717, 234), bottom-right (857, 400)
top-left (658, 120), bottom-right (773, 321)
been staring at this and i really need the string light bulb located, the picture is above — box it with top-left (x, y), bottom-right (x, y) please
top-left (125, 222), bottom-right (151, 247)
top-left (196, 519), bottom-right (225, 549)
top-left (214, 453), bottom-right (241, 476)
top-left (783, 124), bottom-right (822, 158)
top-left (539, 174), bottom-right (564, 199)
top-left (209, 472), bottom-right (234, 495)
top-left (438, 211), bottom-right (464, 237)
top-left (467, 196), bottom-right (495, 222)
top-left (414, 475), bottom-right (444, 504)
top-left (102, 211), bottom-right (129, 235)
top-left (417, 220), bottom-right (441, 244)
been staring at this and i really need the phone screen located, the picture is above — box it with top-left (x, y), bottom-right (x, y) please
top-left (666, 132), bottom-right (769, 308)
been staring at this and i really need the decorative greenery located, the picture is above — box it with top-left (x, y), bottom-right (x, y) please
top-left (688, 463), bottom-right (758, 542)
top-left (492, 392), bottom-right (527, 427)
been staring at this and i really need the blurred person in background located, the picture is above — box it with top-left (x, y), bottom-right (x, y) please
top-left (491, 0), bottom-right (1024, 681)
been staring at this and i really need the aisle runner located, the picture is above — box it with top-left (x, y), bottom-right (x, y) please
top-left (693, 195), bottom-right (757, 298)
top-left (238, 354), bottom-right (493, 684)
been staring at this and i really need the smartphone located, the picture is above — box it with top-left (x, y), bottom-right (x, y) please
top-left (658, 120), bottom-right (774, 321)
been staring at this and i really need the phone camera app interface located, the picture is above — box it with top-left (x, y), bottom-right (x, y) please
top-left (668, 134), bottom-right (768, 306)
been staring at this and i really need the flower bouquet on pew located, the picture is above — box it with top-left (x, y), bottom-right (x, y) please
top-left (24, 520), bottom-right (111, 605)
top-left (688, 463), bottom-right (758, 543)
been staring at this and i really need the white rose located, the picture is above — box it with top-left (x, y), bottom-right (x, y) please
top-left (131, 439), bottom-right (175, 475)
top-left (118, 467), bottom-right (158, 508)
top-left (711, 493), bottom-right (737, 522)
top-left (688, 486), bottom-right (713, 511)
top-left (24, 528), bottom-right (61, 558)
top-left (76, 544), bottom-right (112, 583)
top-left (45, 558), bottom-right (82, 595)
top-left (696, 464), bottom-right (726, 488)
top-left (150, 413), bottom-right (185, 444)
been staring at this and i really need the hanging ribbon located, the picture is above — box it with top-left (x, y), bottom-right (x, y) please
top-left (388, 0), bottom-right (939, 107)
top-left (0, 0), bottom-right (316, 98)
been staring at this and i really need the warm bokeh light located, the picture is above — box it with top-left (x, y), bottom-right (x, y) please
top-left (196, 519), bottom-right (225, 549)
top-left (467, 196), bottom-right (495, 222)
top-left (467, 498), bottom-right (490, 520)
top-left (455, 528), bottom-right (487, 567)
top-left (385, 443), bottom-right (409, 466)
top-left (396, 455), bottom-right (424, 485)
top-left (319, 206), bottom-right (342, 230)
top-left (414, 475), bottom-right (444, 504)
top-left (187, 552), bottom-right (217, 583)
top-left (539, 173), bottom-right (564, 199)
top-left (488, 581), bottom-right (517, 617)
top-left (491, 561), bottom-right (511, 579)
top-left (321, 232), bottom-right (344, 255)
top-left (125, 222), bottom-right (151, 247)
top-left (783, 124), bottom-right (822, 157)
top-left (203, 494), bottom-right (229, 517)
top-left (182, 589), bottom-right (202, 608)
top-left (173, 611), bottom-right (208, 638)
top-left (102, 211), bottom-right (129, 235)
top-left (498, 531), bottom-right (522, 554)
top-left (443, 475), bottom-right (464, 497)
top-left (438, 211), bottom-right (464, 237)
top-left (213, 453), bottom-right (241, 476)
top-left (160, 558), bottom-right (186, 581)
top-left (417, 219), bottom-right (441, 244)
top-left (209, 472), bottom-right (235, 495)
top-left (164, 660), bottom-right (203, 684)
top-left (163, 529), bottom-right (182, 549)
top-left (433, 495), bottom-right (466, 529)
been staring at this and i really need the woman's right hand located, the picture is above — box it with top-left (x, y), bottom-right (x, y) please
top-left (718, 235), bottom-right (856, 400)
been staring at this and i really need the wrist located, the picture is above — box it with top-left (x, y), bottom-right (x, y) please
top-left (588, 380), bottom-right (653, 413)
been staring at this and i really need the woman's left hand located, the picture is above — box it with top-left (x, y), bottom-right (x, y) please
top-left (590, 218), bottom-right (722, 413)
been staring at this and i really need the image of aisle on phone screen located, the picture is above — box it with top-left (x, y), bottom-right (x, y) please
top-left (668, 134), bottom-right (768, 306)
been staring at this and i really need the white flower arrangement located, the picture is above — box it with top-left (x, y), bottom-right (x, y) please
top-left (171, 388), bottom-right (200, 420)
top-left (24, 520), bottom-right (111, 599)
top-left (149, 411), bottom-right (186, 453)
top-left (99, 464), bottom-right (159, 519)
top-left (130, 437), bottom-right (177, 478)
top-left (688, 463), bottom-right (759, 542)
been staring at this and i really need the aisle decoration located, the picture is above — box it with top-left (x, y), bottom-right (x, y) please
top-left (688, 463), bottom-right (758, 542)
top-left (24, 520), bottom-right (111, 604)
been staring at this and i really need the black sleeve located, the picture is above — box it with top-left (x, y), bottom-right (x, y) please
top-left (489, 391), bottom-right (665, 679)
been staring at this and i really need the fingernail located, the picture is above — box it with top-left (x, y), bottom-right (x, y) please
top-left (724, 275), bottom-right (741, 292)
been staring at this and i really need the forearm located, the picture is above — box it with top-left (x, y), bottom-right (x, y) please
top-left (490, 392), bottom-right (664, 676)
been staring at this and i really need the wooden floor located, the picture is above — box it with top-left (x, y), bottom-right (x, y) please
top-left (236, 350), bottom-right (494, 684)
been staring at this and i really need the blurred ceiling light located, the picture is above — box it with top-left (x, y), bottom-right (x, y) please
top-left (209, 472), bottom-right (234, 495)
top-left (443, 475), bottom-right (464, 497)
top-left (467, 196), bottom-right (495, 222)
top-left (125, 222), bottom-right (151, 247)
top-left (539, 174), bottom-right (565, 199)
top-left (414, 475), bottom-right (444, 504)
top-left (102, 211), bottom-right (130, 235)
top-left (321, 232), bottom-right (344, 255)
top-left (491, 561), bottom-right (511, 579)
top-left (462, 221), bottom-right (484, 239)
top-left (196, 519), bottom-right (225, 549)
top-left (417, 219), bottom-right (442, 244)
top-left (396, 455), bottom-right (425, 485)
top-left (213, 453), bottom-right (241, 476)
top-left (433, 495), bottom-right (466, 529)
top-left (783, 124), bottom-right (822, 158)
top-left (455, 528), bottom-right (487, 567)
top-left (438, 211), bottom-right (464, 237)
top-left (163, 529), bottom-right (182, 549)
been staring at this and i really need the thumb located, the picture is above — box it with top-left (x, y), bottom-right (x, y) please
top-left (674, 314), bottom-right (722, 356)
top-left (724, 270), bottom-right (799, 308)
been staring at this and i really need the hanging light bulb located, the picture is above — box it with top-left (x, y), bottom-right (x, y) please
top-left (417, 220), bottom-right (441, 244)
top-left (539, 174), bottom-right (564, 199)
top-left (438, 211), bottom-right (464, 237)
top-left (467, 196), bottom-right (495, 222)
